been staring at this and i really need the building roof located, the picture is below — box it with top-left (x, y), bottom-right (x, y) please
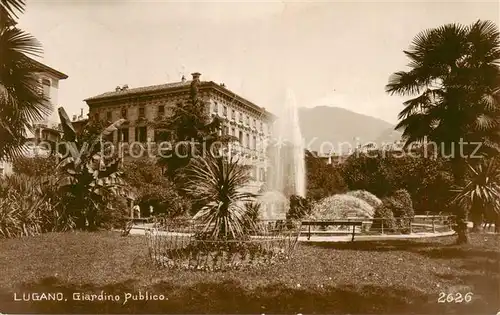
top-left (84, 80), bottom-right (276, 119)
top-left (27, 57), bottom-right (68, 80)
top-left (85, 81), bottom-right (191, 101)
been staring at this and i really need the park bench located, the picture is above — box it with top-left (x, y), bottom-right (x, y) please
top-left (301, 220), bottom-right (363, 241)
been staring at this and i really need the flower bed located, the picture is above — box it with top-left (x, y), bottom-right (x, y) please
top-left (145, 220), bottom-right (300, 271)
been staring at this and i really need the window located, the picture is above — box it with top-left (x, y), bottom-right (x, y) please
top-left (246, 115), bottom-right (249, 125)
top-left (94, 113), bottom-right (99, 121)
top-left (104, 131), bottom-right (114, 142)
top-left (239, 131), bottom-right (243, 143)
top-left (253, 119), bottom-right (256, 128)
top-left (106, 111), bottom-right (112, 121)
top-left (260, 122), bottom-right (263, 131)
top-left (41, 78), bottom-right (50, 99)
top-left (158, 105), bottom-right (165, 117)
top-left (223, 106), bottom-right (227, 117)
top-left (246, 133), bottom-right (250, 148)
top-left (231, 127), bottom-right (235, 137)
top-left (232, 109), bottom-right (235, 120)
top-left (213, 102), bottom-right (218, 113)
top-left (121, 108), bottom-right (128, 119)
top-left (135, 126), bottom-right (147, 142)
top-left (139, 107), bottom-right (145, 118)
top-left (238, 112), bottom-right (242, 122)
top-left (259, 168), bottom-right (266, 182)
top-left (119, 128), bottom-right (129, 142)
top-left (253, 135), bottom-right (256, 150)
top-left (251, 167), bottom-right (257, 180)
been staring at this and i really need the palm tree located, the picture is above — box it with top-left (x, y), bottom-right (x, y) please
top-left (451, 158), bottom-right (500, 232)
top-left (386, 20), bottom-right (500, 243)
top-left (0, 0), bottom-right (49, 161)
top-left (155, 74), bottom-right (237, 181)
top-left (184, 154), bottom-right (256, 240)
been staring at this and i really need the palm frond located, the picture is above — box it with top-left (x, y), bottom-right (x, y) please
top-left (0, 20), bottom-right (46, 161)
top-left (1, 26), bottom-right (42, 57)
top-left (185, 154), bottom-right (256, 239)
top-left (386, 71), bottom-right (424, 96)
top-left (0, 0), bottom-right (25, 23)
top-left (101, 119), bottom-right (126, 137)
top-left (451, 158), bottom-right (500, 214)
top-left (58, 107), bottom-right (76, 142)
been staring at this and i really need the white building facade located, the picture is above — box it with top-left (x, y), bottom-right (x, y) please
top-left (84, 72), bottom-right (275, 193)
top-left (0, 58), bottom-right (68, 176)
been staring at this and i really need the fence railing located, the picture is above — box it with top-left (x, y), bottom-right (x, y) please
top-left (298, 215), bottom-right (455, 236)
top-left (145, 219), bottom-right (301, 271)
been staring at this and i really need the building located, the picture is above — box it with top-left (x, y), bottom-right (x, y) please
top-left (0, 58), bottom-right (68, 176)
top-left (84, 72), bottom-right (276, 193)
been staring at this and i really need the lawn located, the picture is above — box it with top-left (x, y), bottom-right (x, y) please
top-left (0, 231), bottom-right (498, 314)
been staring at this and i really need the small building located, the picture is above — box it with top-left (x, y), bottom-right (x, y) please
top-left (0, 58), bottom-right (68, 176)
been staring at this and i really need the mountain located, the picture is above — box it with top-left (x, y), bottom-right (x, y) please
top-left (297, 106), bottom-right (402, 154)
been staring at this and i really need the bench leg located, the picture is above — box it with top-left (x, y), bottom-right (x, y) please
top-left (352, 225), bottom-right (355, 241)
top-left (308, 225), bottom-right (311, 240)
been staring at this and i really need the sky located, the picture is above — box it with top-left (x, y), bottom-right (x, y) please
top-left (18, 0), bottom-right (500, 124)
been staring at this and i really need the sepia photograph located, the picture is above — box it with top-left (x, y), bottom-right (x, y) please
top-left (0, 0), bottom-right (499, 314)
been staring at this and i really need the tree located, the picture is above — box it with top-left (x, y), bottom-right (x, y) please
top-left (341, 150), bottom-right (455, 214)
top-left (54, 107), bottom-right (128, 230)
top-left (305, 150), bottom-right (347, 201)
top-left (386, 20), bottom-right (500, 243)
top-left (155, 74), bottom-right (235, 182)
top-left (0, 0), bottom-right (49, 161)
top-left (184, 154), bottom-right (255, 240)
top-left (287, 195), bottom-right (312, 220)
top-left (121, 158), bottom-right (190, 217)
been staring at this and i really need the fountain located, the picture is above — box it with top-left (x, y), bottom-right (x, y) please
top-left (260, 89), bottom-right (306, 220)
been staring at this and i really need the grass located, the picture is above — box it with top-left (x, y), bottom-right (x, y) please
top-left (0, 231), bottom-right (498, 314)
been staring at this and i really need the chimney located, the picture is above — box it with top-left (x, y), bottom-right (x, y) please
top-left (80, 108), bottom-right (83, 118)
top-left (122, 84), bottom-right (129, 90)
top-left (72, 115), bottom-right (77, 121)
top-left (191, 72), bottom-right (201, 81)
top-left (181, 75), bottom-right (186, 82)
top-left (220, 83), bottom-right (226, 87)
top-left (115, 86), bottom-right (121, 91)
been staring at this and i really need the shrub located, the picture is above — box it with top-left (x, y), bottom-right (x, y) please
top-left (0, 174), bottom-right (74, 238)
top-left (310, 194), bottom-right (375, 220)
top-left (381, 189), bottom-right (414, 234)
top-left (371, 200), bottom-right (397, 233)
top-left (346, 190), bottom-right (382, 209)
top-left (12, 155), bottom-right (57, 177)
top-left (287, 195), bottom-right (312, 220)
top-left (95, 193), bottom-right (129, 230)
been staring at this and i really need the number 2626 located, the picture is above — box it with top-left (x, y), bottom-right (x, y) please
top-left (438, 292), bottom-right (473, 303)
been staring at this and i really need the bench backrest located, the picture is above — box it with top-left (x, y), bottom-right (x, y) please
top-left (301, 221), bottom-right (363, 226)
